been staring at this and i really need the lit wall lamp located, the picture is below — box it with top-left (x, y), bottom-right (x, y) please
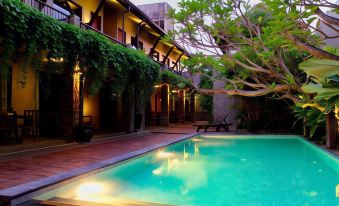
top-left (74, 64), bottom-right (83, 75)
top-left (49, 57), bottom-right (64, 63)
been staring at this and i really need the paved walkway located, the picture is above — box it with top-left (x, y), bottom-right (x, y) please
top-left (0, 124), bottom-right (196, 190)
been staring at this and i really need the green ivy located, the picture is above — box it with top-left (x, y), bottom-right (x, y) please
top-left (160, 70), bottom-right (190, 88)
top-left (0, 0), bottom-right (160, 102)
top-left (198, 70), bottom-right (213, 115)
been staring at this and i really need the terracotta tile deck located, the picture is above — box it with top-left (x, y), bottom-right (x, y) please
top-left (0, 124), bottom-right (196, 190)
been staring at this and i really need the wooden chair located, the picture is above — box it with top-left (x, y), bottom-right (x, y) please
top-left (194, 114), bottom-right (232, 132)
top-left (24, 110), bottom-right (39, 138)
top-left (0, 114), bottom-right (21, 144)
top-left (82, 115), bottom-right (93, 126)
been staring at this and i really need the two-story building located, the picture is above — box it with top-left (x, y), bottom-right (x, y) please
top-left (0, 0), bottom-right (202, 143)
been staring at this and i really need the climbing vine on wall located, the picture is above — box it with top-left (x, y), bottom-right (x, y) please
top-left (160, 70), bottom-right (190, 89)
top-left (0, 0), bottom-right (160, 100)
top-left (198, 70), bottom-right (213, 115)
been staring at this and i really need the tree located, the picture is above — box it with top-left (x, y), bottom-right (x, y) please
top-left (168, 0), bottom-right (339, 147)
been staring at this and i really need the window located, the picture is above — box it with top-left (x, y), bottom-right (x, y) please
top-left (152, 51), bottom-right (159, 61)
top-left (90, 12), bottom-right (101, 30)
top-left (154, 19), bottom-right (165, 30)
top-left (138, 41), bottom-right (144, 50)
top-left (159, 20), bottom-right (165, 30)
top-left (118, 28), bottom-right (126, 43)
top-left (53, 0), bottom-right (82, 20)
top-left (131, 36), bottom-right (144, 50)
top-left (162, 55), bottom-right (169, 66)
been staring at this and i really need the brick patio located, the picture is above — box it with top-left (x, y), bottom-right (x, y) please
top-left (0, 124), bottom-right (196, 190)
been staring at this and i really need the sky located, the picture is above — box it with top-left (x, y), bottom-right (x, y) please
top-left (130, 0), bottom-right (261, 8)
top-left (130, 0), bottom-right (337, 9)
top-left (130, 0), bottom-right (338, 54)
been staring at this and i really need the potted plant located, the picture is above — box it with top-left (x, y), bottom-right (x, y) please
top-left (74, 124), bottom-right (94, 143)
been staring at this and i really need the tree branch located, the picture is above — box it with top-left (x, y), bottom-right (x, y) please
top-left (285, 33), bottom-right (339, 61)
top-left (315, 8), bottom-right (339, 26)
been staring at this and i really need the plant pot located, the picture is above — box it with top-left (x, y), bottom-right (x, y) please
top-left (74, 125), bottom-right (94, 143)
top-left (135, 113), bottom-right (142, 130)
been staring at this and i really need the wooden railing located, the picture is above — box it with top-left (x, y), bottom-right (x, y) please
top-left (22, 0), bottom-right (69, 22)
top-left (22, 0), bottom-right (183, 71)
top-left (80, 22), bottom-right (124, 46)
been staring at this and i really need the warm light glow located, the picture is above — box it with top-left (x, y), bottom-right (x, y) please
top-left (50, 57), bottom-right (64, 63)
top-left (75, 194), bottom-right (127, 205)
top-left (183, 145), bottom-right (188, 162)
top-left (194, 143), bottom-right (199, 156)
top-left (172, 90), bottom-right (179, 93)
top-left (157, 151), bottom-right (174, 159)
top-left (76, 182), bottom-right (108, 197)
top-left (152, 167), bottom-right (163, 175)
top-left (192, 138), bottom-right (204, 142)
top-left (74, 64), bottom-right (82, 74)
top-left (168, 158), bottom-right (180, 173)
top-left (154, 85), bottom-right (161, 88)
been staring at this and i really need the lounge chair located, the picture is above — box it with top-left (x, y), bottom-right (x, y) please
top-left (194, 114), bottom-right (232, 132)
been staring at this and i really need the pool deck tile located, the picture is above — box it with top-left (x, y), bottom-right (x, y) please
top-left (0, 125), bottom-right (196, 190)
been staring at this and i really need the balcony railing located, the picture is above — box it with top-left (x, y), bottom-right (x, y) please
top-left (22, 0), bottom-right (123, 46)
top-left (80, 22), bottom-right (124, 46)
top-left (22, 0), bottom-right (69, 22)
top-left (21, 0), bottom-right (180, 70)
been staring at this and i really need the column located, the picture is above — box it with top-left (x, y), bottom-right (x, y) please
top-left (0, 80), bottom-right (7, 114)
top-left (176, 89), bottom-right (185, 123)
top-left (190, 91), bottom-right (196, 122)
top-left (128, 89), bottom-right (135, 133)
top-left (160, 84), bottom-right (169, 126)
top-left (60, 71), bottom-right (76, 137)
top-left (63, 16), bottom-right (81, 138)
top-left (139, 104), bottom-right (146, 131)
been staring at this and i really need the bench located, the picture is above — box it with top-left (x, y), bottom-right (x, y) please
top-left (194, 114), bottom-right (232, 132)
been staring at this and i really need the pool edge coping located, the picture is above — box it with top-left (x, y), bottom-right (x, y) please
top-left (0, 133), bottom-right (198, 206)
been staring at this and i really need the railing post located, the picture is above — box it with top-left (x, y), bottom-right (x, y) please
top-left (68, 15), bottom-right (80, 27)
top-left (190, 91), bottom-right (196, 122)
top-left (176, 89), bottom-right (185, 123)
top-left (160, 84), bottom-right (169, 126)
top-left (0, 80), bottom-right (7, 114)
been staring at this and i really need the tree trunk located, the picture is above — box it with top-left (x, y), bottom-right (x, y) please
top-left (326, 111), bottom-right (338, 149)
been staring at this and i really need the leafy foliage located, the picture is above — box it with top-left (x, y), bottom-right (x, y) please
top-left (0, 0), bottom-right (160, 101)
top-left (168, 0), bottom-right (337, 102)
top-left (169, 0), bottom-right (339, 137)
top-left (198, 69), bottom-right (213, 114)
top-left (292, 105), bottom-right (326, 137)
top-left (299, 56), bottom-right (339, 120)
top-left (160, 70), bottom-right (190, 89)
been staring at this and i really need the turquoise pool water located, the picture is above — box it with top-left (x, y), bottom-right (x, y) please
top-left (35, 135), bottom-right (339, 206)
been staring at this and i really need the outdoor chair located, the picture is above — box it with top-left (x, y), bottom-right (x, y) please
top-left (194, 114), bottom-right (232, 132)
top-left (0, 113), bottom-right (21, 144)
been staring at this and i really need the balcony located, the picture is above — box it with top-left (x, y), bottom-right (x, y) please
top-left (22, 0), bottom-right (123, 46)
top-left (22, 0), bottom-right (184, 74)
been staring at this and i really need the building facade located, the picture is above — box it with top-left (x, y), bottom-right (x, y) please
top-left (0, 0), bottom-right (200, 142)
top-left (137, 2), bottom-right (174, 33)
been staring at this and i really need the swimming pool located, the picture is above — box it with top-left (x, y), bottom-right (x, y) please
top-left (34, 135), bottom-right (338, 206)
